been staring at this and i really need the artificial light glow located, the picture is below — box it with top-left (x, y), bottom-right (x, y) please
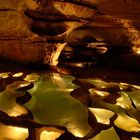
top-left (50, 73), bottom-right (75, 93)
top-left (89, 108), bottom-right (114, 125)
top-left (114, 112), bottom-right (140, 132)
top-left (71, 131), bottom-right (84, 138)
top-left (132, 137), bottom-right (140, 140)
top-left (20, 83), bottom-right (29, 87)
top-left (13, 72), bottom-right (23, 77)
top-left (87, 42), bottom-right (108, 54)
top-left (52, 73), bottom-right (62, 81)
top-left (66, 124), bottom-right (88, 138)
top-left (9, 105), bottom-right (28, 117)
top-left (119, 82), bottom-right (130, 90)
top-left (26, 0), bottom-right (39, 9)
top-left (70, 62), bottom-right (85, 68)
top-left (120, 82), bottom-right (140, 90)
top-left (133, 47), bottom-right (140, 55)
top-left (87, 42), bottom-right (107, 48)
top-left (65, 89), bottom-right (74, 92)
top-left (98, 47), bottom-right (108, 54)
top-left (24, 73), bottom-right (40, 82)
top-left (0, 72), bottom-right (10, 78)
top-left (106, 16), bottom-right (140, 54)
top-left (50, 43), bottom-right (66, 66)
top-left (0, 124), bottom-right (28, 140)
top-left (40, 130), bottom-right (62, 140)
top-left (51, 73), bottom-right (67, 88)
top-left (116, 92), bottom-right (132, 110)
top-left (89, 88), bottom-right (110, 99)
top-left (120, 82), bottom-right (129, 86)
top-left (65, 121), bottom-right (91, 138)
top-left (132, 85), bottom-right (140, 90)
top-left (6, 81), bottom-right (31, 90)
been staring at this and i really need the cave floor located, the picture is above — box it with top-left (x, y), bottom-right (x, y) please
top-left (0, 61), bottom-right (140, 140)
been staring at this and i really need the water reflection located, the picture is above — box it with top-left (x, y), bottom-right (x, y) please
top-left (0, 70), bottom-right (140, 139)
top-left (25, 72), bottom-right (91, 138)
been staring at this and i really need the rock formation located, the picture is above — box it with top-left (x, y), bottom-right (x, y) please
top-left (0, 0), bottom-right (140, 69)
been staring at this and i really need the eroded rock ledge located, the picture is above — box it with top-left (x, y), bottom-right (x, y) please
top-left (0, 0), bottom-right (140, 70)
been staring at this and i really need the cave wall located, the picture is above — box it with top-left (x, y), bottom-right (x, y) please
top-left (0, 0), bottom-right (140, 65)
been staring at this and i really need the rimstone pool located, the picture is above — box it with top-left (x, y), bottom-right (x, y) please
top-left (0, 0), bottom-right (140, 139)
top-left (0, 61), bottom-right (140, 140)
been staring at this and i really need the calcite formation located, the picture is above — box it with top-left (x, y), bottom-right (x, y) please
top-left (0, 0), bottom-right (140, 68)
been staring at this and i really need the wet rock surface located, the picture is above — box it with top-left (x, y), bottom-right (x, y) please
top-left (0, 0), bottom-right (140, 69)
top-left (0, 1), bottom-right (140, 139)
top-left (0, 62), bottom-right (140, 140)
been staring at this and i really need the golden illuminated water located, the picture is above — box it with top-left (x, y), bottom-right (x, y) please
top-left (0, 61), bottom-right (140, 140)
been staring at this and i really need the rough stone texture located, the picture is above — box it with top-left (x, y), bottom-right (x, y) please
top-left (0, 0), bottom-right (140, 67)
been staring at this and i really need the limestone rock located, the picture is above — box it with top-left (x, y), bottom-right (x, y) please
top-left (0, 0), bottom-right (140, 68)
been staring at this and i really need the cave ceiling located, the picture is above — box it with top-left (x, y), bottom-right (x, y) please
top-left (0, 0), bottom-right (140, 65)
